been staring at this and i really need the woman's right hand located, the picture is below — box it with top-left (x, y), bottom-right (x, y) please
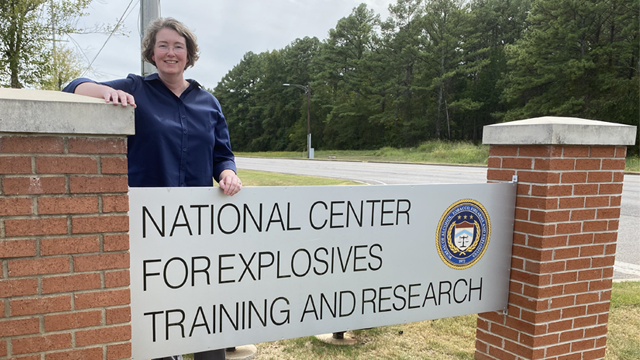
top-left (75, 82), bottom-right (136, 108)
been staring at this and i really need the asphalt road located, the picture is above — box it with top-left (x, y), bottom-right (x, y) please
top-left (236, 157), bottom-right (640, 280)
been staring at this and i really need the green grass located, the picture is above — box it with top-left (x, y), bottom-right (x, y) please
top-left (606, 281), bottom-right (640, 360)
top-left (236, 141), bottom-right (640, 172)
top-left (235, 169), bottom-right (361, 186)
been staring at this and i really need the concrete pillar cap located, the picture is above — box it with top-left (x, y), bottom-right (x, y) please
top-left (483, 116), bottom-right (637, 146)
top-left (0, 88), bottom-right (134, 135)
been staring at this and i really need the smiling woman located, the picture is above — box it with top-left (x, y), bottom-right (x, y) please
top-left (62, 17), bottom-right (240, 360)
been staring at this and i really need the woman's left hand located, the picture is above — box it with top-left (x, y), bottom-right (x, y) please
top-left (219, 170), bottom-right (242, 196)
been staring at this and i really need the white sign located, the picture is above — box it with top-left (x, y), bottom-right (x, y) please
top-left (129, 183), bottom-right (516, 359)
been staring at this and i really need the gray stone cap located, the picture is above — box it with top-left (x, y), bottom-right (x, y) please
top-left (0, 88), bottom-right (134, 135)
top-left (483, 116), bottom-right (637, 146)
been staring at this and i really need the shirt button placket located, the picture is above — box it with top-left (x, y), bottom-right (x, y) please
top-left (180, 110), bottom-right (187, 186)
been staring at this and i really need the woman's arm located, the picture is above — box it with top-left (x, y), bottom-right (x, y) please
top-left (75, 82), bottom-right (136, 108)
top-left (218, 169), bottom-right (242, 196)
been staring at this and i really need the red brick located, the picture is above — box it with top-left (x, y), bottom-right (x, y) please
top-left (487, 157), bottom-right (501, 168)
top-left (563, 146), bottom-right (590, 157)
top-left (571, 338), bottom-right (595, 351)
top-left (0, 239), bottom-right (36, 258)
top-left (594, 232), bottom-right (617, 243)
top-left (0, 197), bottom-right (32, 216)
top-left (502, 157), bottom-right (532, 169)
top-left (589, 279), bottom-right (612, 291)
top-left (74, 289), bottom-right (130, 309)
top-left (76, 324), bottom-right (131, 346)
top-left (525, 284), bottom-right (563, 298)
top-left (608, 220), bottom-right (619, 231)
top-left (514, 221), bottom-right (555, 236)
top-left (528, 260), bottom-right (565, 274)
top-left (613, 171), bottom-right (624, 182)
top-left (568, 233), bottom-right (593, 246)
top-left (583, 220), bottom-right (607, 232)
top-left (0, 156), bottom-right (32, 174)
top-left (72, 215), bottom-right (128, 234)
top-left (570, 209), bottom-right (595, 221)
top-left (2, 176), bottom-right (66, 195)
top-left (592, 256), bottom-right (615, 267)
top-left (103, 234), bottom-right (129, 252)
top-left (511, 269), bottom-right (550, 286)
top-left (576, 159), bottom-right (601, 170)
top-left (476, 329), bottom-right (505, 347)
top-left (531, 185), bottom-right (572, 197)
top-left (103, 195), bottom-right (129, 213)
top-left (12, 333), bottom-right (72, 355)
top-left (597, 208), bottom-right (620, 219)
top-left (489, 146), bottom-right (518, 156)
top-left (5, 217), bottom-right (67, 237)
top-left (587, 171), bottom-right (613, 183)
top-left (11, 295), bottom-right (71, 316)
top-left (44, 310), bottom-right (102, 332)
top-left (517, 171), bottom-right (560, 184)
top-left (585, 196), bottom-right (609, 208)
top-left (546, 343), bottom-right (571, 357)
top-left (515, 208), bottom-right (528, 220)
top-left (0, 278), bottom-right (38, 297)
top-left (559, 197), bottom-right (585, 209)
top-left (74, 252), bottom-right (129, 272)
top-left (556, 222), bottom-right (581, 234)
top-left (519, 145), bottom-right (555, 157)
top-left (579, 269), bottom-right (603, 281)
top-left (512, 245), bottom-right (550, 261)
top-left (583, 348), bottom-right (606, 360)
top-left (552, 271), bottom-right (577, 284)
top-left (36, 156), bottom-right (97, 174)
top-left (560, 172), bottom-right (587, 183)
top-left (105, 270), bottom-right (130, 289)
top-left (573, 184), bottom-right (598, 195)
top-left (70, 176), bottom-right (128, 194)
top-left (106, 306), bottom-right (131, 325)
top-left (107, 343), bottom-right (131, 360)
top-left (550, 295), bottom-right (576, 309)
top-left (38, 196), bottom-right (98, 214)
top-left (576, 293), bottom-right (600, 305)
top-left (599, 183), bottom-right (623, 194)
top-left (40, 236), bottom-right (100, 255)
top-left (509, 293), bottom-right (548, 311)
top-left (541, 158), bottom-right (575, 170)
top-left (42, 273), bottom-right (102, 294)
top-left (101, 157), bottom-right (128, 174)
top-left (68, 137), bottom-right (127, 154)
top-left (547, 319), bottom-right (573, 333)
top-left (601, 158), bottom-right (625, 170)
top-left (566, 258), bottom-right (591, 270)
top-left (487, 169), bottom-right (515, 181)
top-left (554, 247), bottom-right (579, 260)
top-left (561, 305), bottom-right (586, 318)
top-left (0, 136), bottom-right (64, 153)
top-left (605, 243), bottom-right (616, 255)
top-left (528, 235), bottom-right (567, 248)
top-left (615, 146), bottom-right (627, 157)
top-left (574, 315), bottom-right (598, 327)
top-left (45, 347), bottom-right (103, 360)
top-left (587, 302), bottom-right (610, 314)
top-left (580, 245), bottom-right (605, 257)
top-left (590, 147), bottom-right (616, 157)
top-left (0, 317), bottom-right (39, 337)
top-left (519, 308), bottom-right (561, 324)
top-left (0, 340), bottom-right (5, 357)
top-left (517, 183), bottom-right (531, 195)
top-left (517, 196), bottom-right (558, 210)
top-left (529, 210), bottom-right (570, 223)
top-left (565, 282), bottom-right (589, 294)
top-left (8, 257), bottom-right (70, 277)
top-left (610, 195), bottom-right (621, 206)
top-left (559, 328), bottom-right (584, 342)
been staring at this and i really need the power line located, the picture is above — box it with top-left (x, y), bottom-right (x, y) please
top-left (81, 0), bottom-right (136, 76)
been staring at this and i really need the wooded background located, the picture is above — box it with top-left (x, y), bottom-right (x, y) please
top-left (212, 0), bottom-right (639, 153)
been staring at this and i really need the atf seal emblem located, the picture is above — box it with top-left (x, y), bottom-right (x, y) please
top-left (436, 199), bottom-right (491, 269)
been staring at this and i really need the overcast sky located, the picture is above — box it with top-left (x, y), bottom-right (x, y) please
top-left (69, 0), bottom-right (394, 89)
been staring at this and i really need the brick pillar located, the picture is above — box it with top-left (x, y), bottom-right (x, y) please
top-left (0, 89), bottom-right (134, 359)
top-left (475, 117), bottom-right (637, 360)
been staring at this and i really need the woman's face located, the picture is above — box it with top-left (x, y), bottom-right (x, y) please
top-left (152, 28), bottom-right (188, 78)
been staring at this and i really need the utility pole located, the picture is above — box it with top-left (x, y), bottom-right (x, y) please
top-left (140, 0), bottom-right (160, 76)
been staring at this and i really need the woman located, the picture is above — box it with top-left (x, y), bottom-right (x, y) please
top-left (64, 17), bottom-right (238, 360)
top-left (64, 17), bottom-right (241, 196)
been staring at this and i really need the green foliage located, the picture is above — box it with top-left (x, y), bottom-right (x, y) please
top-left (213, 0), bottom-right (637, 152)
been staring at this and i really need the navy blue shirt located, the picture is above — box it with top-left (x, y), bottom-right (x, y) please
top-left (64, 74), bottom-right (236, 187)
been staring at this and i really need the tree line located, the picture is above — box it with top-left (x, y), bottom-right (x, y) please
top-left (212, 0), bottom-right (639, 153)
